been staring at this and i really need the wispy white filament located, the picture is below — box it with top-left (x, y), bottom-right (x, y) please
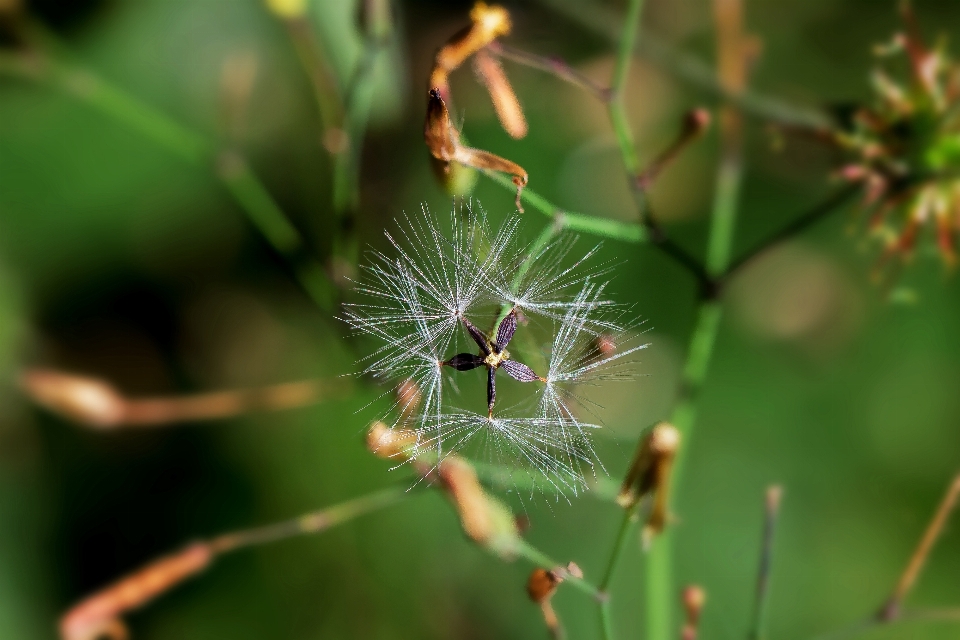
top-left (342, 203), bottom-right (645, 494)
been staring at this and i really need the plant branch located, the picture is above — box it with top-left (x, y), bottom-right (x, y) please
top-left (534, 0), bottom-right (833, 132)
top-left (597, 509), bottom-right (639, 640)
top-left (749, 485), bottom-right (783, 640)
top-left (722, 184), bottom-right (860, 282)
top-left (481, 170), bottom-right (646, 242)
top-left (878, 473), bottom-right (960, 621)
top-left (487, 42), bottom-right (609, 102)
top-left (513, 538), bottom-right (604, 601)
top-left (0, 47), bottom-right (335, 310)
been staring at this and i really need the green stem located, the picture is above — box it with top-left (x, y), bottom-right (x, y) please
top-left (0, 50), bottom-right (334, 311)
top-left (534, 0), bottom-right (833, 132)
top-left (482, 170), bottom-right (647, 242)
top-left (513, 538), bottom-right (604, 600)
top-left (749, 486), bottom-right (783, 640)
top-left (597, 510), bottom-right (638, 640)
top-left (210, 484), bottom-right (413, 553)
top-left (608, 0), bottom-right (645, 177)
top-left (645, 299), bottom-right (723, 640)
top-left (706, 157), bottom-right (744, 277)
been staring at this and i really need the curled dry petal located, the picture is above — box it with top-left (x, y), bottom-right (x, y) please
top-left (430, 2), bottom-right (512, 100)
top-left (424, 89), bottom-right (528, 211)
top-left (474, 49), bottom-right (527, 139)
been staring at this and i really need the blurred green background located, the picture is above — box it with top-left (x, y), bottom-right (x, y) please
top-left (1, 0), bottom-right (960, 638)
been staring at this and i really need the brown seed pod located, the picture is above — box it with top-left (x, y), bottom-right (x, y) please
top-left (21, 369), bottom-right (126, 429)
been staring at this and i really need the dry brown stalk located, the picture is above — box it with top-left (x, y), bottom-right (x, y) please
top-left (877, 473), bottom-right (960, 621)
top-left (60, 543), bottom-right (213, 640)
top-left (20, 369), bottom-right (344, 429)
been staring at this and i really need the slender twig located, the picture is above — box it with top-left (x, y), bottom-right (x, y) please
top-left (877, 473), bottom-right (960, 621)
top-left (597, 509), bottom-right (639, 640)
top-left (606, 0), bottom-right (645, 208)
top-left (0, 47), bottom-right (335, 310)
top-left (487, 42), bottom-right (609, 102)
top-left (513, 539), bottom-right (604, 601)
top-left (722, 184), bottom-right (860, 282)
top-left (60, 484), bottom-right (415, 639)
top-left (811, 608), bottom-right (960, 640)
top-left (481, 170), bottom-right (646, 242)
top-left (280, 16), bottom-right (345, 144)
top-left (646, 3), bottom-right (750, 637)
top-left (209, 484), bottom-right (413, 553)
top-left (534, 0), bottom-right (833, 132)
top-left (749, 486), bottom-right (783, 640)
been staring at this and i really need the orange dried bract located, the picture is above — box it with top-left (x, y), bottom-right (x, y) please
top-left (424, 89), bottom-right (528, 211)
top-left (60, 543), bottom-right (212, 640)
top-left (431, 2), bottom-right (512, 99)
top-left (474, 49), bottom-right (527, 139)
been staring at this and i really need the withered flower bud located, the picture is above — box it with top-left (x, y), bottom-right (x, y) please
top-left (424, 89), bottom-right (528, 211)
top-left (430, 2), bottom-right (512, 99)
top-left (594, 334), bottom-right (617, 358)
top-left (395, 379), bottom-right (422, 418)
top-left (526, 562), bottom-right (580, 639)
top-left (438, 456), bottom-right (519, 556)
top-left (681, 584), bottom-right (706, 640)
top-left (474, 49), bottom-right (527, 139)
top-left (21, 369), bottom-right (126, 429)
top-left (60, 543), bottom-right (212, 640)
top-left (527, 567), bottom-right (560, 603)
top-left (616, 422), bottom-right (680, 544)
top-left (365, 421), bottom-right (418, 460)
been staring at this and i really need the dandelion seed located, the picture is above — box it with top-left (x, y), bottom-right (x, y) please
top-left (344, 204), bottom-right (645, 494)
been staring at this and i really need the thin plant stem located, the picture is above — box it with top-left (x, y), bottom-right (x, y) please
top-left (811, 608), bottom-right (960, 640)
top-left (283, 17), bottom-right (345, 141)
top-left (0, 49), bottom-right (335, 310)
top-left (647, 2), bottom-right (749, 635)
top-left (607, 0), bottom-right (645, 211)
top-left (487, 42), bottom-right (609, 101)
top-left (749, 486), bottom-right (783, 640)
top-left (120, 378), bottom-right (349, 426)
top-left (643, 301), bottom-right (722, 640)
top-left (722, 184), bottom-right (860, 282)
top-left (481, 170), bottom-right (647, 242)
top-left (210, 484), bottom-right (413, 553)
top-left (533, 0), bottom-right (833, 132)
top-left (597, 509), bottom-right (638, 640)
top-left (331, 1), bottom-right (393, 265)
top-left (513, 539), bottom-right (604, 601)
top-left (878, 473), bottom-right (960, 621)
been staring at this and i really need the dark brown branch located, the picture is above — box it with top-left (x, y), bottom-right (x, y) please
top-left (722, 184), bottom-right (860, 283)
